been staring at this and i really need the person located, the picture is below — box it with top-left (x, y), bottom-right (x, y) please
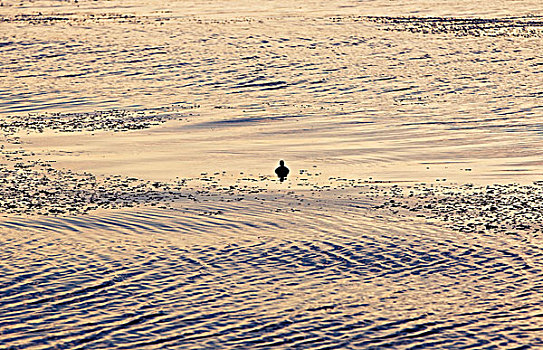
top-left (275, 160), bottom-right (289, 182)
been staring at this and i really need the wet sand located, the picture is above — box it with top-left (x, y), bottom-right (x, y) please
top-left (2, 1), bottom-right (543, 348)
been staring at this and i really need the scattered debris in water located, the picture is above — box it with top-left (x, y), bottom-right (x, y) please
top-left (0, 109), bottom-right (185, 135)
top-left (329, 15), bottom-right (543, 37)
top-left (371, 182), bottom-right (543, 235)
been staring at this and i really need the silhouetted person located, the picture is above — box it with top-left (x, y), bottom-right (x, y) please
top-left (275, 160), bottom-right (289, 182)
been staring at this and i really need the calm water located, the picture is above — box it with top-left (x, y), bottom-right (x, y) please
top-left (1, 0), bottom-right (543, 348)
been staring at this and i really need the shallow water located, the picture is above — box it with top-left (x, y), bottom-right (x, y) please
top-left (3, 196), bottom-right (543, 349)
top-left (2, 0), bottom-right (543, 348)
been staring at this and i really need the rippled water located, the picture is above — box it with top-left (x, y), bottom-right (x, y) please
top-left (2, 0), bottom-right (543, 348)
top-left (3, 196), bottom-right (543, 349)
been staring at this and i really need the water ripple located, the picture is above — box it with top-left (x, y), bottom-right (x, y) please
top-left (1, 200), bottom-right (542, 348)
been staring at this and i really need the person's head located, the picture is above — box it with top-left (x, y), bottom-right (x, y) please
top-left (279, 160), bottom-right (284, 166)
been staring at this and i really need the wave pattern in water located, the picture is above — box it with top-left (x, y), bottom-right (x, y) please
top-left (2, 201), bottom-right (543, 349)
top-left (2, 1), bottom-right (543, 348)
top-left (2, 8), bottom-right (542, 121)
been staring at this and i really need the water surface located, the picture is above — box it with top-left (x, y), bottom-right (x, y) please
top-left (1, 0), bottom-right (543, 348)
